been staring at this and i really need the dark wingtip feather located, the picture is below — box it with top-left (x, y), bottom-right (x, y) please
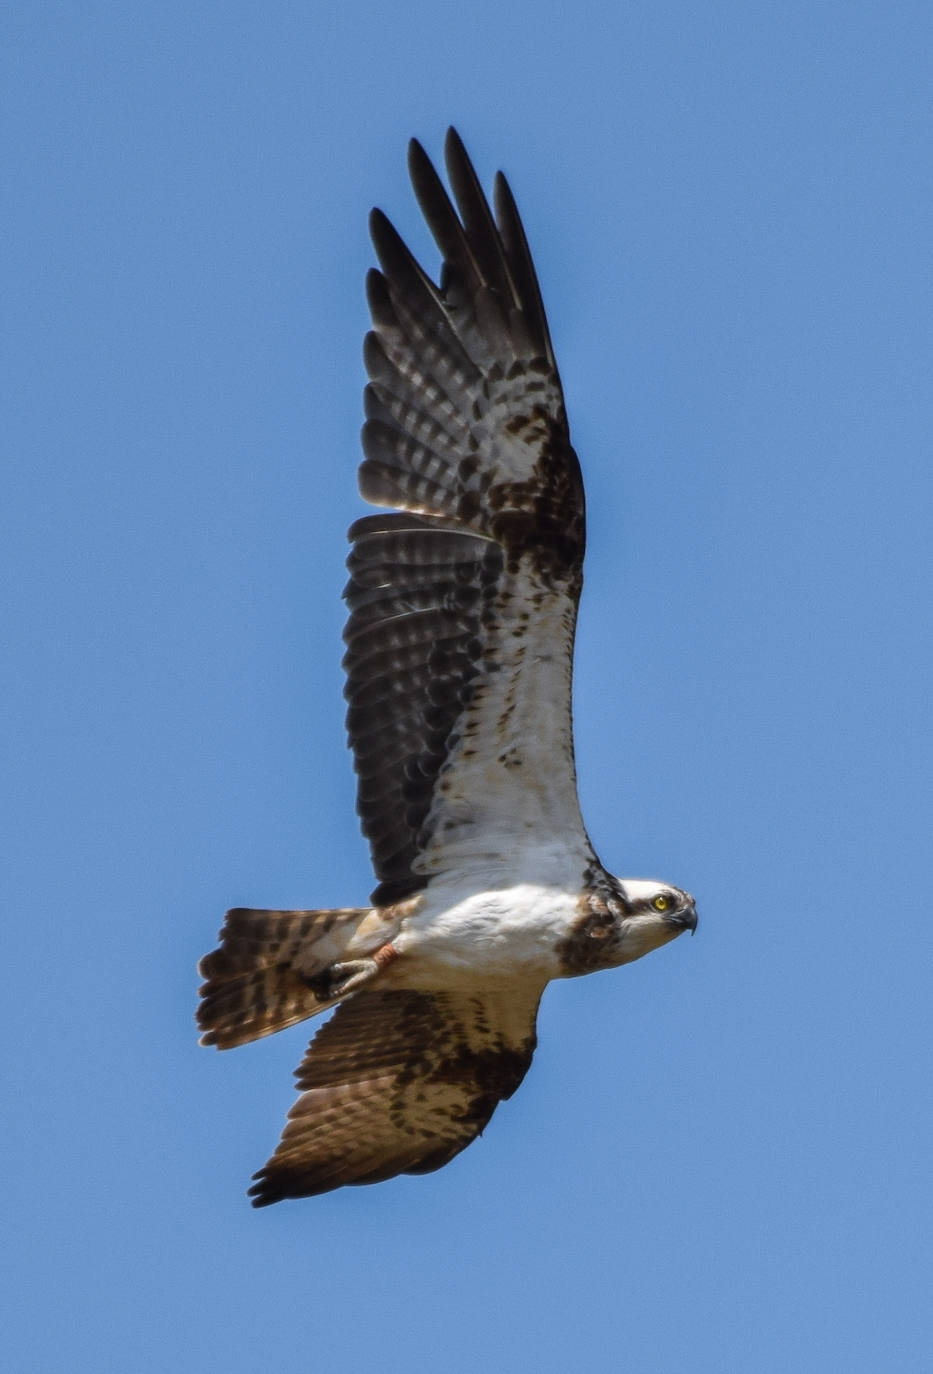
top-left (248, 1174), bottom-right (279, 1207)
top-left (492, 169), bottom-right (555, 368)
top-left (407, 133), bottom-right (486, 289)
top-left (443, 129), bottom-right (520, 311)
top-left (407, 136), bottom-right (428, 174)
top-left (444, 125), bottom-right (466, 161)
top-left (368, 206), bottom-right (395, 262)
top-left (369, 206), bottom-right (440, 310)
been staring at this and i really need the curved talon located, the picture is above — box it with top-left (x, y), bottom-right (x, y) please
top-left (326, 942), bottom-right (399, 998)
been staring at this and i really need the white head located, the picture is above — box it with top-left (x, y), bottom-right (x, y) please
top-left (612, 877), bottom-right (698, 964)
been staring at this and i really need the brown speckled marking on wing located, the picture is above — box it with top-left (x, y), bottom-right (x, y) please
top-left (348, 130), bottom-right (589, 904)
top-left (248, 983), bottom-right (542, 1206)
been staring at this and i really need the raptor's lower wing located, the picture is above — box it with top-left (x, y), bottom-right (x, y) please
top-left (248, 983), bottom-right (541, 1205)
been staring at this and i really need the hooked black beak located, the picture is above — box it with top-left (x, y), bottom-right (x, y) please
top-left (670, 900), bottom-right (698, 936)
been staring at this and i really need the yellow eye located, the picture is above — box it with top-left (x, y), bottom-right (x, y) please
top-left (651, 894), bottom-right (672, 912)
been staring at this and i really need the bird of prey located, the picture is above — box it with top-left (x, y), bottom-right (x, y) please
top-left (198, 129), bottom-right (697, 1206)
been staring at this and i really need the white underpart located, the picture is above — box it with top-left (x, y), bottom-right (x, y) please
top-left (387, 871), bottom-right (691, 988)
top-left (393, 876), bottom-right (580, 985)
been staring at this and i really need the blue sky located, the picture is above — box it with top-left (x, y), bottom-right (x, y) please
top-left (4, 1), bottom-right (932, 1369)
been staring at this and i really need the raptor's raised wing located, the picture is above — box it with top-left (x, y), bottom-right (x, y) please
top-left (346, 129), bottom-right (590, 905)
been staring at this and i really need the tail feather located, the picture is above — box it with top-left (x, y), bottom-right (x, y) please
top-left (197, 906), bottom-right (386, 1050)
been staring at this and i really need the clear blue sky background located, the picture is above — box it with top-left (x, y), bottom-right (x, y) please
top-left (4, 2), bottom-right (931, 1370)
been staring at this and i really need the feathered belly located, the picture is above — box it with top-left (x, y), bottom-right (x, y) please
top-left (394, 881), bottom-right (582, 982)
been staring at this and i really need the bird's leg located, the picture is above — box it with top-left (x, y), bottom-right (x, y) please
top-left (305, 942), bottom-right (399, 1000)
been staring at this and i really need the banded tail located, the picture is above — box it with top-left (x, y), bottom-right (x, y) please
top-left (197, 905), bottom-right (400, 1049)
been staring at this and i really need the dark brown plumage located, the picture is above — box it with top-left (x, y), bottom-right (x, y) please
top-left (248, 986), bottom-right (539, 1206)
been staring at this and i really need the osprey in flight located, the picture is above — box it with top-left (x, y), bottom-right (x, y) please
top-left (198, 130), bottom-right (697, 1206)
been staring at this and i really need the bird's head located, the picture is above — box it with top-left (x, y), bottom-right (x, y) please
top-left (558, 875), bottom-right (698, 976)
top-left (610, 878), bottom-right (698, 964)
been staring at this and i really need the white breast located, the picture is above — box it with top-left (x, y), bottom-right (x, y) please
top-left (394, 873), bottom-right (583, 984)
